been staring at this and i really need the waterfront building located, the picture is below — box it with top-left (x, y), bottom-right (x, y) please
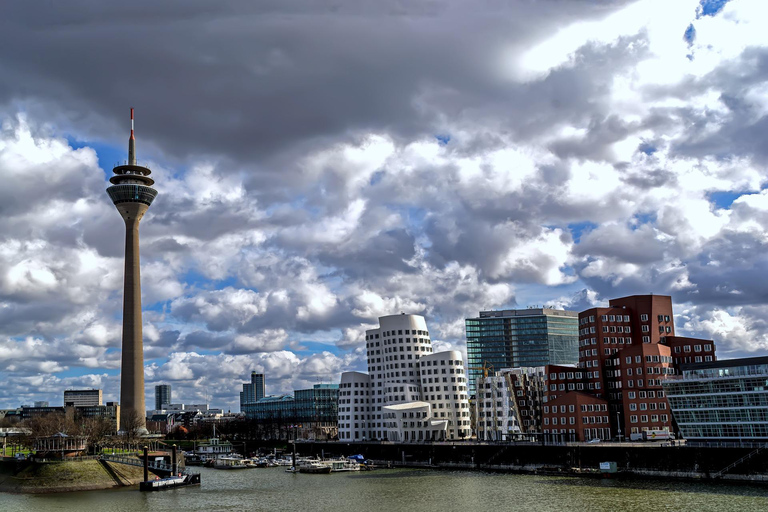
top-left (63, 389), bottom-right (102, 407)
top-left (474, 367), bottom-right (546, 441)
top-left (541, 294), bottom-right (717, 441)
top-left (663, 356), bottom-right (768, 441)
top-left (465, 308), bottom-right (578, 397)
top-left (338, 371), bottom-right (371, 442)
top-left (242, 384), bottom-right (339, 440)
top-left (106, 109), bottom-right (158, 432)
top-left (154, 385), bottom-right (171, 411)
top-left (240, 372), bottom-right (266, 410)
top-left (339, 313), bottom-right (471, 442)
top-left (543, 392), bottom-right (610, 442)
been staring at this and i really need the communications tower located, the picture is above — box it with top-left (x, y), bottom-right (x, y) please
top-left (106, 108), bottom-right (158, 432)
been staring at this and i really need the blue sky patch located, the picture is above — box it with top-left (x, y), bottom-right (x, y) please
top-left (567, 221), bottom-right (597, 243)
top-left (708, 190), bottom-right (745, 209)
top-left (435, 134), bottom-right (451, 146)
top-left (683, 23), bottom-right (696, 45)
top-left (697, 0), bottom-right (731, 18)
top-left (66, 137), bottom-right (124, 180)
top-left (638, 141), bottom-right (658, 155)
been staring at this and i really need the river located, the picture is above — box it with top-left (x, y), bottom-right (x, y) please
top-left (3, 467), bottom-right (768, 511)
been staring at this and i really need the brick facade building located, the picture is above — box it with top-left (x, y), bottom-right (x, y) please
top-left (541, 294), bottom-right (716, 441)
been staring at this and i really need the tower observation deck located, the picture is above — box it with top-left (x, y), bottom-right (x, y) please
top-left (106, 108), bottom-right (157, 433)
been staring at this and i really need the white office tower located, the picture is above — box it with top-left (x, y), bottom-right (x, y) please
top-left (338, 371), bottom-right (371, 442)
top-left (338, 313), bottom-right (471, 442)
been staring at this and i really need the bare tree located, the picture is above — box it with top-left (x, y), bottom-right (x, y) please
top-left (79, 417), bottom-right (115, 454)
top-left (19, 413), bottom-right (76, 451)
top-left (121, 409), bottom-right (144, 450)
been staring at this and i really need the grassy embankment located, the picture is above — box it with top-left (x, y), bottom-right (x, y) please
top-left (0, 459), bottom-right (145, 493)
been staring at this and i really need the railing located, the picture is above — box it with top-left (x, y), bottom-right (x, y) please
top-left (100, 454), bottom-right (196, 476)
top-left (712, 444), bottom-right (766, 478)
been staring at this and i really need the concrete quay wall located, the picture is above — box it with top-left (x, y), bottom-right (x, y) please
top-left (300, 441), bottom-right (768, 480)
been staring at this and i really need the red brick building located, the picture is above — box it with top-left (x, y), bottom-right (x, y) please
top-left (541, 294), bottom-right (716, 441)
top-left (543, 392), bottom-right (610, 442)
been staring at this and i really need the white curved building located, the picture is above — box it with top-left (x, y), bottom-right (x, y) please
top-left (338, 371), bottom-right (370, 441)
top-left (419, 350), bottom-right (471, 440)
top-left (339, 313), bottom-right (470, 442)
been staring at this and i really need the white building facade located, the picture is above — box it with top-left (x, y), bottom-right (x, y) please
top-left (338, 314), bottom-right (471, 442)
top-left (338, 371), bottom-right (371, 442)
top-left (474, 367), bottom-right (546, 441)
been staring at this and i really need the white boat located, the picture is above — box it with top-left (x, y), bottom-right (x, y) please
top-left (214, 456), bottom-right (250, 469)
top-left (298, 462), bottom-right (332, 474)
top-left (195, 425), bottom-right (236, 460)
top-left (329, 459), bottom-right (361, 472)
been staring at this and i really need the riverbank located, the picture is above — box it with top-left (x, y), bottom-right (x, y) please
top-left (0, 459), bottom-right (146, 493)
top-left (298, 441), bottom-right (768, 484)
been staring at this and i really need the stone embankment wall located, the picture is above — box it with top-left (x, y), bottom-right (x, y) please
top-left (301, 442), bottom-right (768, 481)
top-left (0, 459), bottom-right (145, 493)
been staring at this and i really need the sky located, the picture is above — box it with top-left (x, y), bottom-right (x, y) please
top-left (1, 0), bottom-right (767, 411)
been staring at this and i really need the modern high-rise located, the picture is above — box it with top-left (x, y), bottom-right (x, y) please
top-left (154, 384), bottom-right (171, 411)
top-left (63, 389), bottom-right (102, 407)
top-left (106, 108), bottom-right (158, 431)
top-left (465, 308), bottom-right (578, 397)
top-left (338, 313), bottom-right (471, 442)
top-left (240, 372), bottom-right (266, 410)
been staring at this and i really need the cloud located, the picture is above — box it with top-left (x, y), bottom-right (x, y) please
top-left (2, 0), bottom-right (768, 410)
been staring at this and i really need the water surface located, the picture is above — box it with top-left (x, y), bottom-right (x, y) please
top-left (3, 467), bottom-right (768, 511)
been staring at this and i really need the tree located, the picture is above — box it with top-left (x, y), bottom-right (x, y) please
top-left (121, 409), bottom-right (144, 448)
top-left (79, 417), bottom-right (115, 454)
top-left (19, 412), bottom-right (76, 452)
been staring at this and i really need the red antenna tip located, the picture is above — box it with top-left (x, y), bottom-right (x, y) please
top-left (130, 107), bottom-right (134, 120)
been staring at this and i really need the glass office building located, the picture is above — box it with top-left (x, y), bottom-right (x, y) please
top-left (466, 308), bottom-right (578, 397)
top-left (242, 384), bottom-right (339, 424)
top-left (663, 356), bottom-right (768, 440)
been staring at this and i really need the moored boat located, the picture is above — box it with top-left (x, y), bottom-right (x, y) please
top-left (298, 462), bottom-right (332, 474)
top-left (214, 456), bottom-right (250, 469)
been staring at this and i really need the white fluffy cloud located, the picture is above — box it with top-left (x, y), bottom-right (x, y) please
top-left (2, 0), bottom-right (768, 409)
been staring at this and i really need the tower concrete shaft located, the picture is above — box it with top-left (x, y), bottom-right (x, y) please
top-left (119, 202), bottom-right (149, 430)
top-left (106, 108), bottom-right (157, 433)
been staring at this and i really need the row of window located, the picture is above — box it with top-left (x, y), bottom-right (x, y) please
top-left (629, 414), bottom-right (669, 423)
top-left (544, 403), bottom-right (608, 414)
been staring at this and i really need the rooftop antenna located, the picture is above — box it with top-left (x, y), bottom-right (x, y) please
top-left (128, 107), bottom-right (136, 165)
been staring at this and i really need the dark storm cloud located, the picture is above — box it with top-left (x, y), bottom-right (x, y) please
top-left (0, 0), bottom-right (636, 168)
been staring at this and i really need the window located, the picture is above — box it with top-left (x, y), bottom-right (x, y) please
top-left (642, 325), bottom-right (650, 332)
top-left (627, 392), bottom-right (636, 399)
top-left (641, 314), bottom-right (649, 321)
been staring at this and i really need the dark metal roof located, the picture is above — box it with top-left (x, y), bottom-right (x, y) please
top-left (680, 355), bottom-right (768, 372)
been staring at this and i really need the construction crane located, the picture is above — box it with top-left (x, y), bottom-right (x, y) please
top-left (469, 361), bottom-right (495, 379)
